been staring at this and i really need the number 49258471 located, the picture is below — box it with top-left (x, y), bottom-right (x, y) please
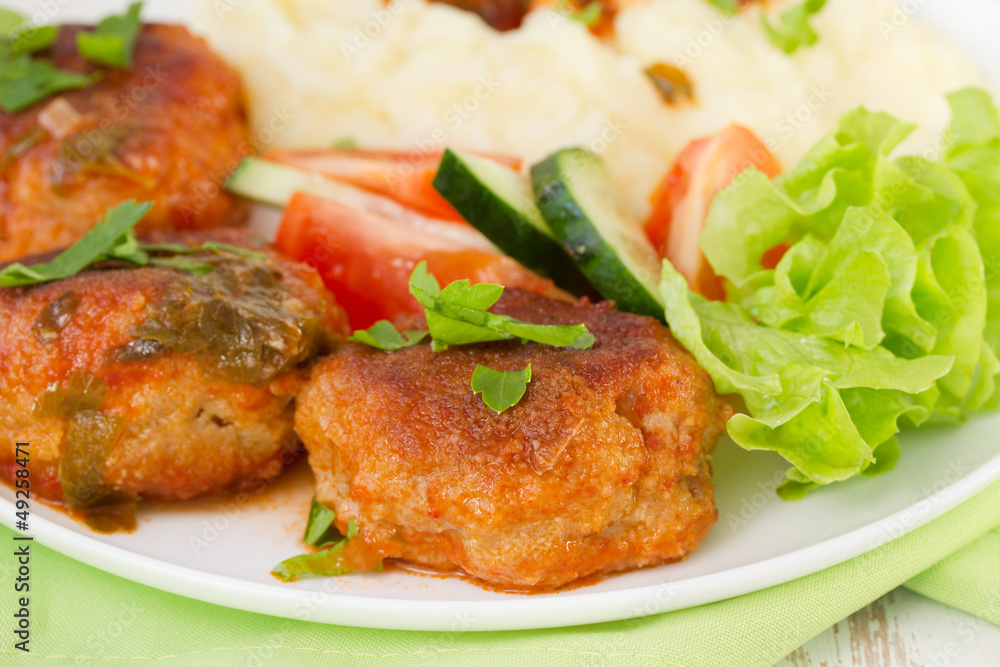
top-left (14, 442), bottom-right (29, 528)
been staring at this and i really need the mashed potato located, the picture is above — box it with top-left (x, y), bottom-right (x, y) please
top-left (194, 0), bottom-right (984, 218)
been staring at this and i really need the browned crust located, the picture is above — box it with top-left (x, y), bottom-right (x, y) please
top-left (297, 290), bottom-right (733, 589)
top-left (0, 230), bottom-right (348, 502)
top-left (0, 24), bottom-right (252, 263)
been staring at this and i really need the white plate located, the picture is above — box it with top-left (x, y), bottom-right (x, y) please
top-left (2, 0), bottom-right (1000, 633)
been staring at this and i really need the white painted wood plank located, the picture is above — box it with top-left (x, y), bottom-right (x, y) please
top-left (777, 587), bottom-right (1000, 666)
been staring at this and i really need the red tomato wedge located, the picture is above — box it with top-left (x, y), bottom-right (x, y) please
top-left (644, 125), bottom-right (782, 300)
top-left (266, 149), bottom-right (521, 223)
top-left (276, 192), bottom-right (557, 329)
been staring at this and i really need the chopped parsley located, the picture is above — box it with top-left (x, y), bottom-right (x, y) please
top-left (0, 55), bottom-right (98, 113)
top-left (302, 498), bottom-right (340, 548)
top-left (272, 499), bottom-right (373, 582)
top-left (348, 262), bottom-right (594, 413)
top-left (408, 262), bottom-right (594, 352)
top-left (0, 8), bottom-right (57, 57)
top-left (349, 320), bottom-right (428, 351)
top-left (0, 201), bottom-right (153, 286)
top-left (559, 1), bottom-right (603, 28)
top-left (0, 3), bottom-right (145, 113)
top-left (472, 364), bottom-right (532, 413)
top-left (0, 199), bottom-right (266, 288)
top-left (76, 2), bottom-right (143, 68)
top-left (329, 137), bottom-right (357, 149)
top-left (762, 0), bottom-right (827, 54)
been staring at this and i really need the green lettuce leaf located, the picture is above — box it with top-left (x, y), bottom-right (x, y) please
top-left (662, 93), bottom-right (1000, 495)
top-left (662, 261), bottom-right (953, 488)
top-left (944, 89), bottom-right (1000, 362)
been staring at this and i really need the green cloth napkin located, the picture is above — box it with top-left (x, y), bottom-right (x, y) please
top-left (2, 480), bottom-right (997, 667)
top-left (904, 526), bottom-right (1000, 625)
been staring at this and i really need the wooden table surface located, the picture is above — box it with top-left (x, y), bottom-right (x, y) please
top-left (777, 588), bottom-right (999, 666)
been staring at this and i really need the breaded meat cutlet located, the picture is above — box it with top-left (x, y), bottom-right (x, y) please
top-left (296, 289), bottom-right (733, 589)
top-left (0, 229), bottom-right (348, 528)
top-left (0, 24), bottom-right (251, 263)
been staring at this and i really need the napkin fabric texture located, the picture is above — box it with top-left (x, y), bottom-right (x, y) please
top-left (1, 480), bottom-right (997, 667)
top-left (903, 526), bottom-right (1000, 625)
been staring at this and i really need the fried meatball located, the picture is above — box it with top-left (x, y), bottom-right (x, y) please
top-left (296, 290), bottom-right (733, 589)
top-left (0, 24), bottom-right (251, 263)
top-left (0, 230), bottom-right (348, 525)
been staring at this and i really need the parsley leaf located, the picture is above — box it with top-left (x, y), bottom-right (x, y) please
top-left (273, 511), bottom-right (376, 582)
top-left (556, 0), bottom-right (603, 27)
top-left (472, 364), bottom-right (532, 413)
top-left (142, 255), bottom-right (214, 275)
top-left (762, 0), bottom-right (827, 54)
top-left (0, 200), bottom-right (152, 286)
top-left (272, 540), bottom-right (353, 582)
top-left (407, 262), bottom-right (595, 352)
top-left (349, 320), bottom-right (428, 351)
top-left (409, 260), bottom-right (441, 300)
top-left (76, 2), bottom-right (142, 68)
top-left (330, 137), bottom-right (357, 149)
top-left (138, 241), bottom-right (267, 275)
top-left (347, 263), bottom-right (594, 413)
top-left (439, 280), bottom-right (504, 311)
top-left (0, 9), bottom-right (58, 57)
top-left (0, 8), bottom-right (22, 36)
top-left (303, 498), bottom-right (340, 548)
top-left (0, 55), bottom-right (99, 113)
top-left (9, 26), bottom-right (58, 56)
top-left (0, 199), bottom-right (270, 287)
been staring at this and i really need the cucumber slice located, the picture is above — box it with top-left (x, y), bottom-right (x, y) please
top-left (531, 148), bottom-right (664, 319)
top-left (225, 157), bottom-right (346, 207)
top-left (432, 149), bottom-right (592, 295)
top-left (225, 158), bottom-right (494, 249)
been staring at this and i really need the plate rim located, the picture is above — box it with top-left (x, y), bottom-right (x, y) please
top-left (4, 448), bottom-right (998, 631)
top-left (2, 0), bottom-right (1000, 634)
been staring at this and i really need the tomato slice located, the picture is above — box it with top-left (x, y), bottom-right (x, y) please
top-left (277, 192), bottom-right (556, 329)
top-left (266, 149), bottom-right (521, 224)
top-left (644, 124), bottom-right (782, 300)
